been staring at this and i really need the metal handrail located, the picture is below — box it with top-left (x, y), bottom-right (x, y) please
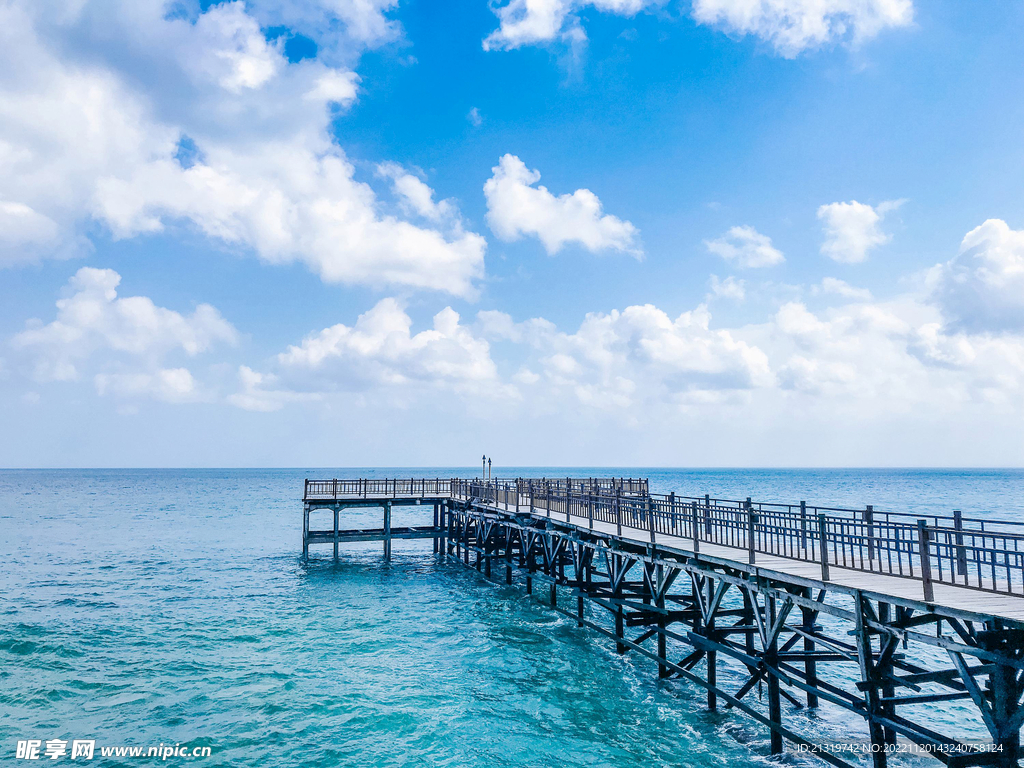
top-left (303, 477), bottom-right (1024, 599)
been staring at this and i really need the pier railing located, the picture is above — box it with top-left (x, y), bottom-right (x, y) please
top-left (304, 477), bottom-right (456, 499)
top-left (303, 476), bottom-right (647, 501)
top-left (450, 479), bottom-right (1024, 600)
top-left (305, 477), bottom-right (1024, 599)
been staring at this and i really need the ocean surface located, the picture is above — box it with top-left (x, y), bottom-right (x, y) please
top-left (3, 468), bottom-right (1023, 766)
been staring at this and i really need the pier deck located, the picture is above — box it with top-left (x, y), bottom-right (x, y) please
top-left (474, 495), bottom-right (1024, 624)
top-left (302, 477), bottom-right (1024, 768)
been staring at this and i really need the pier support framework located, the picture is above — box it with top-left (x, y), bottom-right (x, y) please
top-left (441, 503), bottom-right (1024, 768)
top-left (301, 479), bottom-right (1024, 768)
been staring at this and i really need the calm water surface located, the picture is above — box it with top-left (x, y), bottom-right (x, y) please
top-left (2, 468), bottom-right (1023, 766)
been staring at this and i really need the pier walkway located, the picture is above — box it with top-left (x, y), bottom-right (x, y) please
top-left (302, 477), bottom-right (1024, 768)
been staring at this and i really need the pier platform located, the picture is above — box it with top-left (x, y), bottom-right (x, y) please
top-left (302, 477), bottom-right (1024, 768)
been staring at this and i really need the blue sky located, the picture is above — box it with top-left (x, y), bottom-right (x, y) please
top-left (3, 0), bottom-right (1024, 467)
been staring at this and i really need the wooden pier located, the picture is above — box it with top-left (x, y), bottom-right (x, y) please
top-left (303, 477), bottom-right (1024, 768)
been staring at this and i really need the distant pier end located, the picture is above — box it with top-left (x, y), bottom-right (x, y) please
top-left (303, 476), bottom-right (1024, 768)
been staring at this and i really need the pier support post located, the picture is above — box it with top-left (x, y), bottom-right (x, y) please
top-left (484, 528), bottom-right (492, 577)
top-left (383, 502), bottom-right (392, 560)
top-left (706, 575), bottom-right (718, 712)
top-left (333, 505), bottom-right (339, 560)
top-left (855, 592), bottom-right (888, 768)
top-left (766, 593), bottom-right (783, 755)
top-left (475, 519), bottom-right (482, 571)
top-left (614, 555), bottom-right (625, 654)
top-left (433, 503), bottom-right (439, 553)
top-left (302, 503), bottom-right (309, 561)
top-left (877, 602), bottom-right (897, 748)
top-left (549, 543), bottom-right (558, 607)
top-left (802, 588), bottom-right (819, 708)
top-left (440, 503), bottom-right (447, 559)
top-left (577, 555), bottom-right (586, 628)
top-left (525, 544), bottom-right (533, 595)
top-left (656, 563), bottom-right (668, 678)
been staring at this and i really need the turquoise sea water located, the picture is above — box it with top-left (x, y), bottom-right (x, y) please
top-left (2, 468), bottom-right (1023, 766)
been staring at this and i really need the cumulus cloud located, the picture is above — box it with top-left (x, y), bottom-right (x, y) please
top-left (812, 277), bottom-right (872, 301)
top-left (484, 154), bottom-right (640, 256)
top-left (377, 162), bottom-right (455, 222)
top-left (692, 0), bottom-right (914, 58)
top-left (244, 297), bottom-right (776, 415)
top-left (227, 365), bottom-right (321, 412)
top-left (0, 201), bottom-right (65, 264)
top-left (478, 303), bottom-right (775, 410)
top-left (483, 0), bottom-right (913, 56)
top-left (274, 298), bottom-right (506, 397)
top-left (0, 0), bottom-right (485, 296)
top-left (705, 225), bottom-right (784, 268)
top-left (483, 0), bottom-right (663, 51)
top-left (247, 0), bottom-right (402, 53)
top-left (817, 199), bottom-right (903, 263)
top-left (11, 267), bottom-right (235, 401)
top-left (223, 214), bottom-right (1024, 426)
top-left (12, 267), bottom-right (237, 383)
top-left (927, 219), bottom-right (1024, 334)
top-left (94, 368), bottom-right (199, 404)
top-left (759, 295), bottom-right (1024, 408)
top-left (708, 274), bottom-right (746, 301)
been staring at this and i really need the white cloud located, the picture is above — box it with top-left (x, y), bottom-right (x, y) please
top-left (377, 162), bottom-right (454, 222)
top-left (705, 225), bottom-right (784, 268)
top-left (816, 199), bottom-right (903, 263)
top-left (247, 0), bottom-right (402, 52)
top-left (227, 365), bottom-right (321, 412)
top-left (479, 303), bottom-right (775, 411)
top-left (760, 296), bottom-right (1024, 407)
top-left (708, 274), bottom-right (746, 301)
top-left (189, 3), bottom-right (283, 92)
top-left (483, 0), bottom-right (663, 51)
top-left (484, 154), bottom-right (640, 256)
top-left (0, 0), bottom-right (485, 297)
top-left (215, 213), bottom-right (1024, 448)
top-left (275, 298), bottom-right (506, 396)
top-left (94, 368), bottom-right (200, 403)
top-left (484, 0), bottom-right (913, 56)
top-left (467, 107), bottom-right (483, 126)
top-left (0, 201), bottom-right (64, 264)
top-left (11, 267), bottom-right (236, 386)
top-left (692, 0), bottom-right (914, 58)
top-left (927, 219), bottom-right (1024, 334)
top-left (812, 277), bottom-right (872, 301)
